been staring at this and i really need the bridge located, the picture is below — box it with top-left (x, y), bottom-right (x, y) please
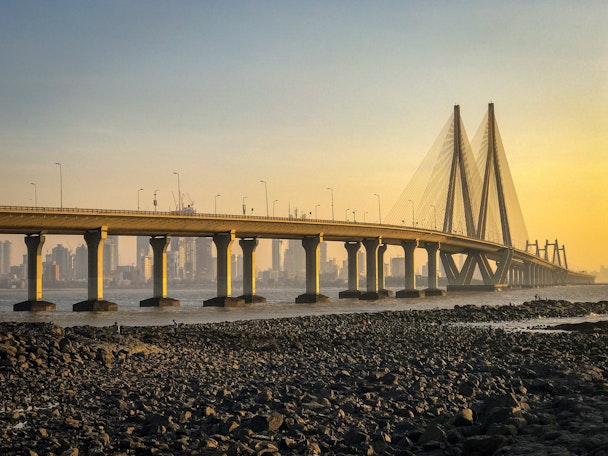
top-left (0, 103), bottom-right (594, 311)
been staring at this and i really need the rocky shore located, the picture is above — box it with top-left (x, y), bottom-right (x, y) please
top-left (1, 299), bottom-right (608, 456)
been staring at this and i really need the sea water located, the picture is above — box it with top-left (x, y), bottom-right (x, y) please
top-left (0, 284), bottom-right (606, 328)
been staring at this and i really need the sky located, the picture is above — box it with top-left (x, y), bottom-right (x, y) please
top-left (1, 1), bottom-right (607, 273)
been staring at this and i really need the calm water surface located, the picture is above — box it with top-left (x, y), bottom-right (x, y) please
top-left (0, 284), bottom-right (606, 328)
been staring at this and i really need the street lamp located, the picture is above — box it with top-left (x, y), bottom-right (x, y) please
top-left (154, 189), bottom-right (159, 213)
top-left (54, 162), bottom-right (63, 209)
top-left (408, 199), bottom-right (415, 226)
top-left (260, 180), bottom-right (268, 217)
top-left (374, 193), bottom-right (381, 224)
top-left (352, 210), bottom-right (357, 222)
top-left (137, 188), bottom-right (144, 210)
top-left (242, 196), bottom-right (247, 215)
top-left (215, 194), bottom-right (221, 215)
top-left (314, 204), bottom-right (320, 218)
top-left (345, 208), bottom-right (349, 221)
top-left (430, 205), bottom-right (437, 230)
top-left (173, 171), bottom-right (181, 212)
top-left (326, 187), bottom-right (334, 221)
top-left (30, 182), bottom-right (37, 207)
top-left (273, 199), bottom-right (278, 217)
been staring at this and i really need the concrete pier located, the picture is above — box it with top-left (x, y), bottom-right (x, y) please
top-left (205, 232), bottom-right (245, 307)
top-left (296, 235), bottom-right (330, 303)
top-left (424, 242), bottom-right (446, 296)
top-left (74, 227), bottom-right (118, 311)
top-left (14, 234), bottom-right (56, 311)
top-left (237, 238), bottom-right (266, 303)
top-left (140, 236), bottom-right (180, 307)
top-left (360, 237), bottom-right (385, 300)
top-left (339, 241), bottom-right (361, 298)
top-left (396, 240), bottom-right (425, 298)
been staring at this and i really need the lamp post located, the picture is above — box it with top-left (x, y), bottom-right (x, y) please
top-left (273, 199), bottom-right (278, 217)
top-left (374, 193), bottom-right (381, 224)
top-left (326, 187), bottom-right (334, 221)
top-left (30, 182), bottom-right (37, 207)
top-left (430, 205), bottom-right (437, 230)
top-left (242, 196), bottom-right (247, 215)
top-left (54, 162), bottom-right (63, 209)
top-left (408, 199), bottom-right (415, 226)
top-left (260, 180), bottom-right (268, 217)
top-left (345, 208), bottom-right (349, 221)
top-left (154, 189), bottom-right (159, 213)
top-left (173, 171), bottom-right (181, 212)
top-left (352, 210), bottom-right (357, 222)
top-left (315, 204), bottom-right (320, 219)
top-left (138, 188), bottom-right (144, 210)
top-left (215, 194), bottom-right (221, 215)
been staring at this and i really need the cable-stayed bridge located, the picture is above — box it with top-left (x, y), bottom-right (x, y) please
top-left (0, 104), bottom-right (594, 311)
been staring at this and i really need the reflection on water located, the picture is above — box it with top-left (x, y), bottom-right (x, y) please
top-left (0, 284), bottom-right (606, 328)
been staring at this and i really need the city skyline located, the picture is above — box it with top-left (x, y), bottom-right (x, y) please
top-left (1, 2), bottom-right (606, 272)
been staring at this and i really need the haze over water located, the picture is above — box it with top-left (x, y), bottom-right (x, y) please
top-left (1, 284), bottom-right (606, 328)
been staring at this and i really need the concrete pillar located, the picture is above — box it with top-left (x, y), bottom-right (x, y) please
top-left (360, 237), bottom-right (384, 300)
top-left (14, 234), bottom-right (55, 311)
top-left (377, 244), bottom-right (394, 297)
top-left (523, 261), bottom-right (532, 287)
top-left (339, 241), bottom-right (361, 298)
top-left (204, 231), bottom-right (244, 306)
top-left (238, 238), bottom-right (266, 303)
top-left (396, 240), bottom-right (424, 298)
top-left (74, 227), bottom-right (117, 311)
top-left (424, 242), bottom-right (446, 296)
top-left (140, 236), bottom-right (179, 307)
top-left (296, 235), bottom-right (329, 303)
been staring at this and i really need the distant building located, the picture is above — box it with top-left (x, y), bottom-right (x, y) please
top-left (0, 240), bottom-right (11, 276)
top-left (73, 244), bottom-right (88, 281)
top-left (272, 239), bottom-right (284, 272)
top-left (195, 237), bottom-right (213, 282)
top-left (51, 244), bottom-right (72, 281)
top-left (103, 236), bottom-right (119, 275)
top-left (390, 256), bottom-right (405, 277)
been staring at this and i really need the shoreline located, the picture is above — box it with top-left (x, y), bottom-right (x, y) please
top-left (1, 299), bottom-right (608, 455)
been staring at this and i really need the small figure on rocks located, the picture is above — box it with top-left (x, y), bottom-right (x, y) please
top-left (172, 319), bottom-right (178, 335)
top-left (114, 322), bottom-right (121, 335)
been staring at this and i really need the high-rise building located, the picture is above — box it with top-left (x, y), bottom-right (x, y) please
top-left (283, 239), bottom-right (305, 280)
top-left (271, 239), bottom-right (283, 272)
top-left (136, 236), bottom-right (151, 282)
top-left (103, 236), bottom-right (119, 275)
top-left (390, 256), bottom-right (405, 277)
top-left (51, 244), bottom-right (72, 280)
top-left (195, 237), bottom-right (213, 282)
top-left (74, 244), bottom-right (88, 281)
top-left (0, 240), bottom-right (11, 275)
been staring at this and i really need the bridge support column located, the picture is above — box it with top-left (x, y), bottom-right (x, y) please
top-left (396, 240), bottom-right (424, 298)
top-left (377, 244), bottom-right (394, 297)
top-left (339, 241), bottom-right (361, 298)
top-left (238, 238), bottom-right (266, 303)
top-left (205, 231), bottom-right (245, 306)
top-left (74, 227), bottom-right (118, 311)
top-left (522, 262), bottom-right (532, 288)
top-left (360, 237), bottom-right (385, 300)
top-left (140, 236), bottom-right (180, 307)
top-left (296, 235), bottom-right (329, 303)
top-left (424, 243), bottom-right (446, 296)
top-left (14, 234), bottom-right (56, 311)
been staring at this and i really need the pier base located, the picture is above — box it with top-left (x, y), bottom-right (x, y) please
top-left (14, 300), bottom-right (56, 312)
top-left (139, 297), bottom-right (180, 307)
top-left (73, 300), bottom-right (118, 312)
top-left (396, 289), bottom-right (426, 298)
top-left (379, 289), bottom-right (394, 298)
top-left (359, 291), bottom-right (387, 301)
top-left (237, 294), bottom-right (267, 304)
top-left (203, 296), bottom-right (246, 307)
top-left (295, 293), bottom-right (330, 304)
top-left (424, 288), bottom-right (447, 297)
top-left (339, 290), bottom-right (361, 299)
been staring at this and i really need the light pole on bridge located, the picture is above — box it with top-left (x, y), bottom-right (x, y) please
top-left (154, 189), bottom-right (159, 213)
top-left (215, 194), bottom-right (221, 215)
top-left (326, 187), bottom-right (334, 221)
top-left (242, 196), bottom-right (247, 215)
top-left (30, 182), bottom-right (37, 207)
top-left (137, 188), bottom-right (144, 211)
top-left (374, 193), bottom-right (381, 224)
top-left (345, 208), bottom-right (349, 221)
top-left (54, 162), bottom-right (63, 209)
top-left (173, 171), bottom-right (181, 212)
top-left (260, 180), bottom-right (268, 217)
top-left (273, 199), bottom-right (278, 217)
top-left (315, 204), bottom-right (320, 219)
